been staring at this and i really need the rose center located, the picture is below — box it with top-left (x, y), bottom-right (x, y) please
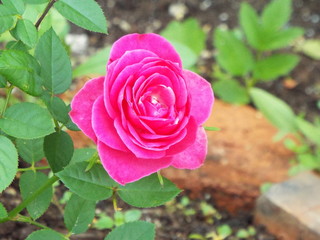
top-left (139, 85), bottom-right (175, 118)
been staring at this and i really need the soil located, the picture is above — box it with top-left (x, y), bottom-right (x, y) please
top-left (1, 0), bottom-right (319, 239)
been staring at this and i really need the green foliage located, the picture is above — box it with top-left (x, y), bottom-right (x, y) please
top-left (44, 131), bottom-right (74, 173)
top-left (11, 19), bottom-right (38, 48)
top-left (212, 79), bottom-right (249, 105)
top-left (54, 0), bottom-right (107, 34)
top-left (217, 224), bottom-right (233, 238)
top-left (35, 28), bottom-right (72, 94)
top-left (16, 137), bottom-right (45, 163)
top-left (64, 194), bottom-right (96, 234)
top-left (296, 39), bottom-right (320, 60)
top-left (161, 18), bottom-right (205, 55)
top-left (105, 221), bottom-right (155, 240)
top-left (70, 148), bottom-right (97, 165)
top-left (0, 50), bottom-right (43, 96)
top-left (0, 136), bottom-right (18, 193)
top-left (42, 94), bottom-right (70, 124)
top-left (73, 46), bottom-right (111, 78)
top-left (253, 54), bottom-right (300, 81)
top-left (25, 229), bottom-right (65, 240)
top-left (2, 0), bottom-right (25, 15)
top-left (250, 88), bottom-right (297, 133)
top-left (214, 28), bottom-right (254, 76)
top-left (0, 202), bottom-right (8, 219)
top-left (0, 5), bottom-right (16, 35)
top-left (0, 102), bottom-right (55, 139)
top-left (213, 0), bottom-right (303, 105)
top-left (57, 162), bottom-right (116, 201)
top-left (118, 174), bottom-right (181, 208)
top-left (19, 171), bottom-right (53, 219)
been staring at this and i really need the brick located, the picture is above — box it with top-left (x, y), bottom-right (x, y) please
top-left (255, 171), bottom-right (320, 240)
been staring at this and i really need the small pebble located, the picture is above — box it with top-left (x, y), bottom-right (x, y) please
top-left (169, 3), bottom-right (188, 20)
top-left (200, 0), bottom-right (212, 11)
top-left (219, 12), bottom-right (229, 22)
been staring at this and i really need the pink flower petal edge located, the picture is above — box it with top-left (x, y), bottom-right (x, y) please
top-left (171, 127), bottom-right (207, 169)
top-left (98, 141), bottom-right (173, 185)
top-left (183, 70), bottom-right (214, 125)
top-left (69, 77), bottom-right (104, 142)
top-left (108, 33), bottom-right (182, 67)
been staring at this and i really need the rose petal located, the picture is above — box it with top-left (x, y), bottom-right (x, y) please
top-left (92, 96), bottom-right (128, 151)
top-left (69, 77), bottom-right (104, 142)
top-left (98, 141), bottom-right (173, 185)
top-left (114, 118), bottom-right (166, 159)
top-left (183, 70), bottom-right (214, 125)
top-left (171, 126), bottom-right (207, 169)
top-left (109, 33), bottom-right (182, 67)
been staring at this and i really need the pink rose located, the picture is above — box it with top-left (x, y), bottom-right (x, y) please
top-left (70, 33), bottom-right (214, 185)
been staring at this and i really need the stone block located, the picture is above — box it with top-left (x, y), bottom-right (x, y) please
top-left (255, 171), bottom-right (320, 240)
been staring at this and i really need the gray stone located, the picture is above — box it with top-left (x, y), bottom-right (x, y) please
top-left (255, 171), bottom-right (320, 240)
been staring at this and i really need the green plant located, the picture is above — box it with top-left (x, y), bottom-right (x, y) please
top-left (212, 0), bottom-right (304, 105)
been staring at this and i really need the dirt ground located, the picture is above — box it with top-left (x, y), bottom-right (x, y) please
top-left (1, 0), bottom-right (319, 239)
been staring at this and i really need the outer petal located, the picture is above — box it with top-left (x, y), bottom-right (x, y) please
top-left (98, 141), bottom-right (173, 185)
top-left (92, 96), bottom-right (128, 151)
top-left (171, 127), bottom-right (207, 169)
top-left (70, 77), bottom-right (104, 142)
top-left (108, 33), bottom-right (182, 67)
top-left (183, 70), bottom-right (214, 125)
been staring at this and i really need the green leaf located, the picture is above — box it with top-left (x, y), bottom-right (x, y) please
top-left (0, 136), bottom-right (18, 193)
top-left (42, 94), bottom-right (69, 124)
top-left (6, 40), bottom-right (30, 51)
top-left (0, 75), bottom-right (6, 88)
top-left (57, 162), bottom-right (116, 201)
top-left (0, 5), bottom-right (15, 34)
top-left (212, 79), bottom-right (250, 104)
top-left (23, 0), bottom-right (49, 4)
top-left (253, 54), bottom-right (299, 81)
top-left (124, 210), bottom-right (142, 223)
top-left (239, 3), bottom-right (263, 50)
top-left (214, 28), bottom-right (254, 76)
top-left (105, 221), bottom-right (155, 240)
top-left (44, 131), bottom-right (74, 173)
top-left (217, 224), bottom-right (233, 238)
top-left (70, 148), bottom-right (96, 165)
top-left (169, 41), bottom-right (198, 70)
top-left (64, 194), bottom-right (95, 234)
top-left (16, 138), bottom-right (45, 163)
top-left (11, 19), bottom-right (38, 48)
top-left (118, 174), bottom-right (181, 208)
top-left (35, 28), bottom-right (72, 94)
top-left (2, 0), bottom-right (25, 15)
top-left (20, 171), bottom-right (53, 219)
top-left (296, 39), bottom-right (320, 60)
top-left (263, 27), bottom-right (304, 51)
top-left (250, 88), bottom-right (297, 133)
top-left (54, 0), bottom-right (107, 33)
top-left (237, 229), bottom-right (250, 238)
top-left (160, 18), bottom-right (205, 55)
top-left (0, 50), bottom-right (43, 96)
top-left (25, 229), bottom-right (65, 240)
top-left (262, 0), bottom-right (292, 32)
top-left (94, 215), bottom-right (114, 229)
top-left (0, 102), bottom-right (54, 139)
top-left (295, 118), bottom-right (320, 145)
top-left (73, 46), bottom-right (110, 78)
top-left (0, 202), bottom-right (8, 218)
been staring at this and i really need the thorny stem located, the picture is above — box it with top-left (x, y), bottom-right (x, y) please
top-left (35, 0), bottom-right (57, 29)
top-left (0, 84), bottom-right (14, 118)
top-left (0, 175), bottom-right (59, 223)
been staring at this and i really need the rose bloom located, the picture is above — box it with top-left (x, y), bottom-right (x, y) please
top-left (70, 33), bottom-right (214, 185)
